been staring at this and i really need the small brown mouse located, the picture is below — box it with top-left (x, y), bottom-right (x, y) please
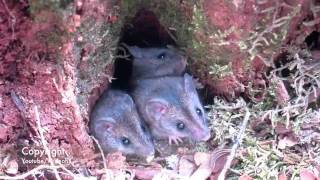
top-left (132, 73), bottom-right (210, 144)
top-left (90, 90), bottom-right (155, 158)
top-left (127, 46), bottom-right (187, 79)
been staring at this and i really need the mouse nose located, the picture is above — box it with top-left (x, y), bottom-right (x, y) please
top-left (175, 55), bottom-right (187, 73)
top-left (144, 149), bottom-right (155, 162)
top-left (142, 145), bottom-right (155, 158)
top-left (181, 56), bottom-right (187, 67)
top-left (146, 154), bottom-right (155, 163)
top-left (194, 129), bottom-right (211, 141)
top-left (201, 131), bottom-right (211, 141)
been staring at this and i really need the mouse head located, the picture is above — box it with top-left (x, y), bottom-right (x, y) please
top-left (145, 74), bottom-right (210, 141)
top-left (127, 46), bottom-right (186, 78)
top-left (93, 116), bottom-right (154, 158)
top-left (92, 114), bottom-right (154, 157)
top-left (91, 94), bottom-right (155, 158)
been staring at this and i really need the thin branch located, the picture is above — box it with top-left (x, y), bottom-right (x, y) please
top-left (10, 91), bottom-right (28, 133)
top-left (34, 105), bottom-right (62, 180)
top-left (0, 165), bottom-right (62, 180)
top-left (218, 108), bottom-right (251, 180)
top-left (91, 136), bottom-right (107, 172)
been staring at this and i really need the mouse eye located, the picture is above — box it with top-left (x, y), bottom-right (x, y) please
top-left (196, 108), bottom-right (203, 116)
top-left (157, 52), bottom-right (166, 60)
top-left (176, 122), bottom-right (185, 130)
top-left (121, 137), bottom-right (131, 146)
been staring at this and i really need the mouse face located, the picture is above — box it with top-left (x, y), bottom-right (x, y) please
top-left (93, 113), bottom-right (154, 157)
top-left (127, 46), bottom-right (186, 79)
top-left (139, 74), bottom-right (210, 142)
top-left (90, 90), bottom-right (155, 157)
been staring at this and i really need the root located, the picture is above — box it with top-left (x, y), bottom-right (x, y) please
top-left (0, 165), bottom-right (67, 180)
top-left (91, 136), bottom-right (108, 175)
top-left (217, 107), bottom-right (251, 180)
top-left (34, 105), bottom-right (62, 180)
top-left (0, 105), bottom-right (99, 179)
top-left (1, 0), bottom-right (16, 40)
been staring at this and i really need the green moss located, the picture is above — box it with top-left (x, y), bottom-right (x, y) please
top-left (75, 17), bottom-right (117, 110)
top-left (25, 1), bottom-right (72, 52)
top-left (35, 25), bottom-right (68, 49)
top-left (29, 0), bottom-right (73, 15)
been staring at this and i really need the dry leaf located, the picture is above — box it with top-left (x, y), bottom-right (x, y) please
top-left (190, 163), bottom-right (212, 180)
top-left (278, 172), bottom-right (287, 180)
top-left (278, 136), bottom-right (298, 149)
top-left (194, 152), bottom-right (211, 166)
top-left (106, 152), bottom-right (126, 169)
top-left (275, 123), bottom-right (292, 135)
top-left (132, 166), bottom-right (162, 180)
top-left (178, 155), bottom-right (196, 176)
top-left (239, 174), bottom-right (253, 180)
top-left (190, 152), bottom-right (212, 180)
top-left (209, 149), bottom-right (231, 180)
top-left (300, 169), bottom-right (317, 180)
top-left (191, 149), bottom-right (231, 180)
top-left (210, 149), bottom-right (230, 173)
top-left (5, 160), bottom-right (18, 175)
top-left (273, 76), bottom-right (290, 105)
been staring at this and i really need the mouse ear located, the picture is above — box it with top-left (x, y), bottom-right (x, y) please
top-left (96, 118), bottom-right (115, 132)
top-left (122, 93), bottom-right (134, 107)
top-left (146, 99), bottom-right (168, 121)
top-left (183, 73), bottom-right (196, 93)
top-left (127, 46), bottom-right (142, 58)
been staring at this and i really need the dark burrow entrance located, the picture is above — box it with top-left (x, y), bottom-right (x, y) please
top-left (305, 31), bottom-right (319, 50)
top-left (111, 8), bottom-right (214, 105)
top-left (267, 30), bottom-right (320, 107)
top-left (111, 8), bottom-right (177, 90)
top-left (273, 31), bottom-right (320, 77)
top-left (108, 9), bottom-right (215, 157)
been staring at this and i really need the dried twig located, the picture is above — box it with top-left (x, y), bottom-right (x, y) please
top-left (218, 108), bottom-right (251, 180)
top-left (0, 163), bottom-right (95, 180)
top-left (34, 105), bottom-right (62, 180)
top-left (0, 165), bottom-right (62, 180)
top-left (91, 136), bottom-right (107, 173)
top-left (10, 91), bottom-right (25, 114)
top-left (10, 91), bottom-right (28, 132)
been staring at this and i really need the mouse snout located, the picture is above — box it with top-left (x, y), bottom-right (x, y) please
top-left (140, 141), bottom-right (155, 157)
top-left (180, 55), bottom-right (187, 67)
top-left (175, 55), bottom-right (187, 73)
top-left (146, 154), bottom-right (154, 163)
top-left (142, 146), bottom-right (155, 160)
top-left (193, 128), bottom-right (211, 141)
top-left (201, 131), bottom-right (211, 141)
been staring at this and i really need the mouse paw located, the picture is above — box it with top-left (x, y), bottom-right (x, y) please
top-left (168, 136), bottom-right (183, 145)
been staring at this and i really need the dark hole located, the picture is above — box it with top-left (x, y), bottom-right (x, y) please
top-left (266, 53), bottom-right (296, 100)
top-left (266, 31), bottom-right (320, 101)
top-left (5, 76), bottom-right (15, 82)
top-left (305, 31), bottom-right (319, 50)
top-left (119, 8), bottom-right (177, 48)
top-left (110, 47), bottom-right (133, 90)
top-left (198, 88), bottom-right (215, 105)
top-left (111, 8), bottom-right (177, 90)
top-left (111, 8), bottom-right (216, 106)
top-left (272, 52), bottom-right (294, 77)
